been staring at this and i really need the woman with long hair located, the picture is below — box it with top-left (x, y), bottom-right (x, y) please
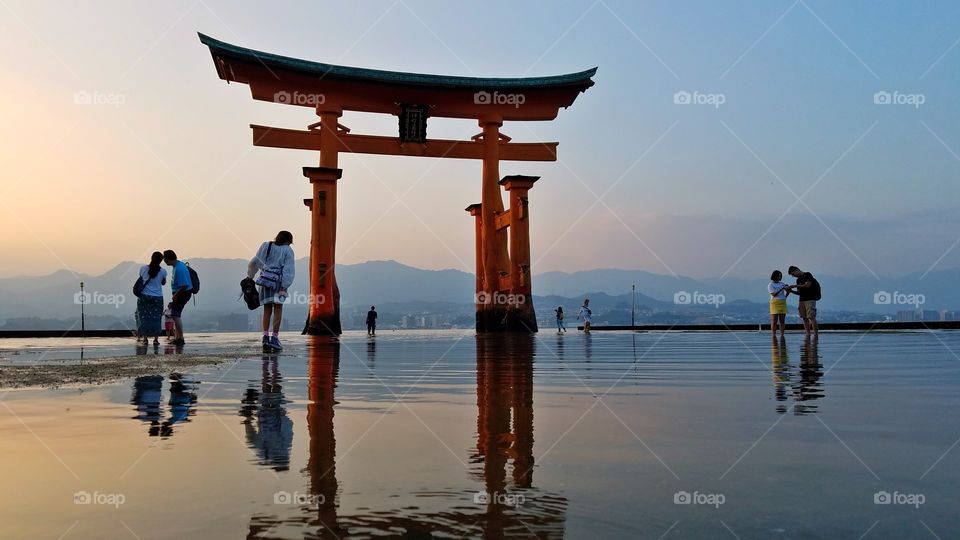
top-left (768, 269), bottom-right (790, 340)
top-left (248, 231), bottom-right (296, 351)
top-left (136, 251), bottom-right (168, 346)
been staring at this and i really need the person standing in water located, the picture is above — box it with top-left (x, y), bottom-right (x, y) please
top-left (555, 306), bottom-right (567, 334)
top-left (787, 265), bottom-right (821, 339)
top-left (366, 306), bottom-right (378, 336)
top-left (768, 270), bottom-right (790, 340)
top-left (248, 231), bottom-right (296, 351)
top-left (577, 298), bottom-right (592, 333)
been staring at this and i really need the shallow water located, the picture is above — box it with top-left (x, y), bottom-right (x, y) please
top-left (1, 330), bottom-right (959, 539)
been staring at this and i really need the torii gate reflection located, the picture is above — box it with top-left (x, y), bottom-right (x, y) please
top-left (246, 336), bottom-right (566, 538)
top-left (199, 33), bottom-right (595, 334)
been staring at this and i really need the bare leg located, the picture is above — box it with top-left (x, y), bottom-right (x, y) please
top-left (272, 305), bottom-right (283, 334)
top-left (262, 304), bottom-right (273, 333)
top-left (770, 314), bottom-right (777, 339)
top-left (174, 317), bottom-right (184, 340)
top-left (810, 316), bottom-right (818, 337)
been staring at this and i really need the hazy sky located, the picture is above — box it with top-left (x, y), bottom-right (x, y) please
top-left (2, 0), bottom-right (959, 280)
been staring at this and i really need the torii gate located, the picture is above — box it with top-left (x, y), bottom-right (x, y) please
top-left (199, 33), bottom-right (595, 334)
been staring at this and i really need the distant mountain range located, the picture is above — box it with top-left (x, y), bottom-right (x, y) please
top-left (0, 258), bottom-right (956, 324)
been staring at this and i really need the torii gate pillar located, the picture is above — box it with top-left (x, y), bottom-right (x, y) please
top-left (500, 175), bottom-right (538, 331)
top-left (303, 167), bottom-right (343, 336)
top-left (467, 175), bottom-right (539, 332)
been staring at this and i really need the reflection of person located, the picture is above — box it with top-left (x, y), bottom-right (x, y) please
top-left (240, 357), bottom-right (293, 471)
top-left (771, 341), bottom-right (790, 414)
top-left (161, 374), bottom-right (198, 437)
top-left (248, 231), bottom-right (296, 351)
top-left (577, 299), bottom-right (592, 333)
top-left (787, 266), bottom-right (821, 339)
top-left (768, 270), bottom-right (790, 340)
top-left (367, 338), bottom-right (376, 366)
top-left (793, 338), bottom-right (824, 415)
top-left (131, 375), bottom-right (163, 437)
top-left (366, 306), bottom-right (377, 336)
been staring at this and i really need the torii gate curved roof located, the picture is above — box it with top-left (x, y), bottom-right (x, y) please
top-left (198, 32), bottom-right (597, 121)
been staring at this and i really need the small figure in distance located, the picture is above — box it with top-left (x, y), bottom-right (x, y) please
top-left (366, 306), bottom-right (378, 336)
top-left (577, 298), bottom-right (592, 333)
top-left (555, 306), bottom-right (567, 334)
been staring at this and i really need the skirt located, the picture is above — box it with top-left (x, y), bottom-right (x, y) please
top-left (259, 285), bottom-right (287, 305)
top-left (137, 295), bottom-right (165, 335)
top-left (769, 298), bottom-right (788, 315)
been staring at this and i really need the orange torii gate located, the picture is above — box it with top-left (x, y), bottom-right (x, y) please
top-left (199, 33), bottom-right (595, 334)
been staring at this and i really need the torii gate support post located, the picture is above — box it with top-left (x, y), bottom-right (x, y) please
top-left (478, 118), bottom-right (512, 331)
top-left (500, 175), bottom-right (538, 332)
top-left (303, 166), bottom-right (343, 335)
top-left (466, 203), bottom-right (484, 331)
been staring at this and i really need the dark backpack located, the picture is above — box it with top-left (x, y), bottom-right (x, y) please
top-left (186, 264), bottom-right (200, 294)
top-left (240, 277), bottom-right (260, 310)
top-left (133, 268), bottom-right (158, 298)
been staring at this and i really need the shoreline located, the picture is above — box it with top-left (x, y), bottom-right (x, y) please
top-left (0, 353), bottom-right (239, 390)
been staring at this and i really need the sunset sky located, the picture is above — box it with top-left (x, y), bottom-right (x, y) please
top-left (2, 0), bottom-right (959, 279)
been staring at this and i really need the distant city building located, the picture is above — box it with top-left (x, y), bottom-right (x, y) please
top-left (921, 310), bottom-right (939, 322)
top-left (896, 310), bottom-right (916, 322)
top-left (941, 310), bottom-right (958, 322)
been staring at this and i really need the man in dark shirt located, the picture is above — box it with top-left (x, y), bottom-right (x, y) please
top-left (787, 266), bottom-right (821, 338)
top-left (366, 306), bottom-right (378, 336)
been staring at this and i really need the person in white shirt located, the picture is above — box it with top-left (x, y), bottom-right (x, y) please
top-left (768, 270), bottom-right (790, 340)
top-left (577, 298), bottom-right (592, 333)
top-left (248, 231), bottom-right (296, 350)
top-left (135, 251), bottom-right (168, 346)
